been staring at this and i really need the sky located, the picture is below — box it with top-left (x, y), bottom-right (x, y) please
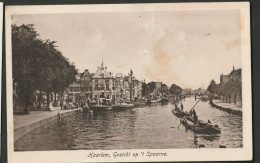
top-left (12, 10), bottom-right (242, 89)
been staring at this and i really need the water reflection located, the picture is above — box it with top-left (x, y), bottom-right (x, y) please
top-left (15, 97), bottom-right (242, 151)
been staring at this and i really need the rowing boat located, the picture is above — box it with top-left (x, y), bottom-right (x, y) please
top-left (171, 109), bottom-right (189, 118)
top-left (180, 117), bottom-right (221, 134)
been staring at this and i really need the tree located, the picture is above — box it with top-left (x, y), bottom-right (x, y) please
top-left (147, 82), bottom-right (157, 94)
top-left (207, 80), bottom-right (217, 99)
top-left (161, 83), bottom-right (169, 97)
top-left (12, 24), bottom-right (40, 113)
top-left (169, 84), bottom-right (182, 100)
top-left (12, 24), bottom-right (77, 113)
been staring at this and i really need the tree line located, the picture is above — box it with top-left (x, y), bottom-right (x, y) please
top-left (12, 24), bottom-right (77, 113)
top-left (141, 82), bottom-right (182, 100)
top-left (207, 71), bottom-right (242, 104)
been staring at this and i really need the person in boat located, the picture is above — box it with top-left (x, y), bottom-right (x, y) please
top-left (189, 108), bottom-right (194, 116)
top-left (194, 115), bottom-right (198, 124)
top-left (189, 108), bottom-right (197, 124)
top-left (175, 104), bottom-right (179, 111)
top-left (181, 103), bottom-right (184, 110)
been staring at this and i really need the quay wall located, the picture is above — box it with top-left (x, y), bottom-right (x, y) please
top-left (209, 100), bottom-right (242, 116)
top-left (14, 109), bottom-right (82, 143)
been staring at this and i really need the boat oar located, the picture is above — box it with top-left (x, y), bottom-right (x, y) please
top-left (177, 123), bottom-right (182, 129)
top-left (177, 120), bottom-right (182, 129)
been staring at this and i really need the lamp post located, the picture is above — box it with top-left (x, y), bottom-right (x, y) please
top-left (130, 69), bottom-right (133, 102)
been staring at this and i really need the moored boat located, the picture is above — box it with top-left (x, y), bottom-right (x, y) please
top-left (89, 98), bottom-right (113, 112)
top-left (91, 105), bottom-right (112, 111)
top-left (113, 102), bottom-right (134, 110)
top-left (151, 99), bottom-right (161, 103)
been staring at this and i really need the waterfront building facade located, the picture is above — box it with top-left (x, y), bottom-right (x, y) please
top-left (114, 73), bottom-right (125, 99)
top-left (78, 69), bottom-right (93, 100)
top-left (66, 62), bottom-right (143, 103)
top-left (92, 62), bottom-right (114, 100)
top-left (132, 77), bottom-right (142, 99)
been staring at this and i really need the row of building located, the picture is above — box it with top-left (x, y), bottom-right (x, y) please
top-left (66, 62), bottom-right (143, 103)
top-left (13, 61), bottom-right (167, 112)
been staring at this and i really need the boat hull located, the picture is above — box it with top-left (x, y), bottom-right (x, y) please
top-left (171, 109), bottom-right (189, 118)
top-left (180, 118), bottom-right (221, 134)
top-left (113, 104), bottom-right (134, 110)
top-left (91, 105), bottom-right (112, 112)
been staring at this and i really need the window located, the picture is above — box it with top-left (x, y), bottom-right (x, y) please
top-left (95, 79), bottom-right (98, 83)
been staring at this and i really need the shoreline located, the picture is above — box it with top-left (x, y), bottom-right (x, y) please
top-left (209, 100), bottom-right (242, 116)
top-left (14, 108), bottom-right (82, 143)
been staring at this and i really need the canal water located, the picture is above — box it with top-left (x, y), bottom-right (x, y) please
top-left (15, 96), bottom-right (242, 151)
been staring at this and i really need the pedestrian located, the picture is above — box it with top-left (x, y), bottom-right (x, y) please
top-left (60, 100), bottom-right (63, 110)
top-left (181, 103), bottom-right (184, 110)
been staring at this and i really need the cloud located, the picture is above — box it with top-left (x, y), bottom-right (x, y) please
top-left (143, 34), bottom-right (191, 88)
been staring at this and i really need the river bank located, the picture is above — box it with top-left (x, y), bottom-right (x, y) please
top-left (14, 107), bottom-right (82, 142)
top-left (210, 100), bottom-right (242, 115)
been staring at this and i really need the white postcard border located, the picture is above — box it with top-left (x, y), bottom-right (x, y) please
top-left (5, 2), bottom-right (252, 162)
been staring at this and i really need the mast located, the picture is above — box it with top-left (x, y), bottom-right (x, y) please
top-left (130, 69), bottom-right (133, 102)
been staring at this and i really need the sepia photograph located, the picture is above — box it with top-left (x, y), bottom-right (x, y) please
top-left (5, 2), bottom-right (252, 162)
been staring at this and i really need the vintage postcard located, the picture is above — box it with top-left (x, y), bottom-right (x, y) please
top-left (5, 2), bottom-right (252, 162)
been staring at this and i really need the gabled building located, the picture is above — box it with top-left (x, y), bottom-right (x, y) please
top-left (66, 63), bottom-right (143, 103)
top-left (78, 69), bottom-right (93, 100)
top-left (220, 66), bottom-right (241, 84)
top-left (92, 62), bottom-right (114, 100)
top-left (114, 73), bottom-right (125, 99)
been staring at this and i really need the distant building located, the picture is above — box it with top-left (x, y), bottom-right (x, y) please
top-left (220, 74), bottom-right (230, 84)
top-left (67, 62), bottom-right (143, 102)
top-left (92, 62), bottom-right (114, 100)
top-left (123, 75), bottom-right (143, 100)
top-left (220, 66), bottom-right (241, 84)
top-left (68, 69), bottom-right (93, 102)
top-left (78, 69), bottom-right (93, 99)
top-left (133, 78), bottom-right (142, 99)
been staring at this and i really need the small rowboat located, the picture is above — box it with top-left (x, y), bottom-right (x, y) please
top-left (180, 117), bottom-right (221, 134)
top-left (171, 109), bottom-right (189, 118)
